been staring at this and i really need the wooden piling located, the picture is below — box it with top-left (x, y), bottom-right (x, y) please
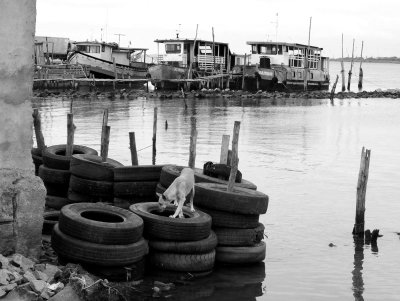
top-left (66, 113), bottom-right (75, 157)
top-left (100, 126), bottom-right (110, 162)
top-left (242, 54), bottom-right (247, 91)
top-left (188, 117), bottom-right (197, 168)
top-left (219, 134), bottom-right (230, 164)
top-left (113, 57), bottom-right (117, 90)
top-left (353, 147), bottom-right (371, 236)
top-left (32, 109), bottom-right (46, 152)
top-left (227, 121), bottom-right (241, 192)
top-left (181, 88), bottom-right (188, 109)
top-left (358, 41), bottom-right (364, 90)
top-left (152, 107), bottom-right (158, 165)
top-left (129, 132), bottom-right (138, 166)
top-left (341, 33), bottom-right (346, 92)
top-left (303, 16), bottom-right (312, 92)
top-left (187, 24), bottom-right (199, 91)
top-left (347, 38), bottom-right (355, 91)
top-left (100, 109), bottom-right (109, 157)
top-left (330, 75), bottom-right (339, 104)
top-left (165, 120), bottom-right (168, 130)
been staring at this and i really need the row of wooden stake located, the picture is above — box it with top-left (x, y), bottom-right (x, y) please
top-left (32, 105), bottom-right (241, 192)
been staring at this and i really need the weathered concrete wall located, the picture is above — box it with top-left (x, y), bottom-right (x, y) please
top-left (0, 0), bottom-right (46, 260)
top-left (0, 0), bottom-right (36, 170)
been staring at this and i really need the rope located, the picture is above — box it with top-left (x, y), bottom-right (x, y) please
top-left (136, 144), bottom-right (152, 152)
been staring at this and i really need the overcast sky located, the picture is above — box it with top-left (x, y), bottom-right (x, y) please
top-left (36, 0), bottom-right (400, 58)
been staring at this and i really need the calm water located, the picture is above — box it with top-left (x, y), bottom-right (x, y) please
top-left (32, 63), bottom-right (400, 300)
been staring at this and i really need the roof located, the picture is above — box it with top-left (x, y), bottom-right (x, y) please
top-left (154, 38), bottom-right (229, 46)
top-left (246, 41), bottom-right (323, 51)
top-left (72, 41), bottom-right (147, 51)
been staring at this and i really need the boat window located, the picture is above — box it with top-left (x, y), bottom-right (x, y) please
top-left (89, 46), bottom-right (100, 53)
top-left (277, 45), bottom-right (283, 54)
top-left (76, 45), bottom-right (89, 53)
top-left (252, 45), bottom-right (258, 54)
top-left (199, 45), bottom-right (212, 55)
top-left (298, 72), bottom-right (302, 79)
top-left (292, 71), bottom-right (296, 78)
top-left (260, 45), bottom-right (277, 55)
top-left (165, 43), bottom-right (182, 54)
top-left (101, 44), bottom-right (105, 52)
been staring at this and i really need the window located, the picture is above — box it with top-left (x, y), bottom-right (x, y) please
top-left (199, 45), bottom-right (212, 54)
top-left (165, 43), bottom-right (181, 53)
top-left (77, 45), bottom-right (89, 52)
top-left (101, 44), bottom-right (105, 52)
top-left (90, 46), bottom-right (100, 53)
top-left (252, 45), bottom-right (257, 54)
top-left (292, 72), bottom-right (296, 78)
top-left (298, 72), bottom-right (302, 79)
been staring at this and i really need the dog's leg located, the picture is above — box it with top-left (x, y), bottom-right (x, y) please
top-left (170, 197), bottom-right (185, 218)
top-left (189, 185), bottom-right (195, 212)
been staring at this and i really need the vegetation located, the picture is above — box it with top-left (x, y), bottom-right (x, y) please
top-left (330, 57), bottom-right (400, 64)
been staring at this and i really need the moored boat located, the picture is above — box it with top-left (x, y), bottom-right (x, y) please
top-left (243, 41), bottom-right (330, 91)
top-left (67, 41), bottom-right (148, 79)
top-left (149, 38), bottom-right (231, 90)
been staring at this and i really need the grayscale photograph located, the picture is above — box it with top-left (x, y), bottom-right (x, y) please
top-left (0, 0), bottom-right (399, 300)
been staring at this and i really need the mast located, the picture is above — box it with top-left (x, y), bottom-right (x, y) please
top-left (358, 41), bottom-right (364, 90)
top-left (303, 17), bottom-right (312, 92)
top-left (347, 38), bottom-right (355, 91)
top-left (341, 33), bottom-right (346, 91)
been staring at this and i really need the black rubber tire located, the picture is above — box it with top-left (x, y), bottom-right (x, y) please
top-left (149, 249), bottom-right (215, 272)
top-left (42, 144), bottom-right (98, 170)
top-left (130, 202), bottom-right (211, 241)
top-left (83, 258), bottom-right (145, 282)
top-left (114, 181), bottom-right (158, 198)
top-left (59, 203), bottom-right (144, 245)
top-left (44, 183), bottom-right (68, 198)
top-left (45, 195), bottom-right (69, 210)
top-left (67, 190), bottom-right (113, 203)
top-left (39, 165), bottom-right (71, 186)
top-left (160, 165), bottom-right (257, 190)
top-left (113, 196), bottom-right (156, 210)
top-left (216, 242), bottom-right (266, 264)
top-left (195, 183), bottom-right (269, 215)
top-left (195, 206), bottom-right (259, 229)
top-left (149, 231), bottom-right (217, 254)
top-left (114, 165), bottom-right (164, 182)
top-left (42, 211), bottom-right (60, 235)
top-left (69, 175), bottom-right (113, 197)
top-left (51, 224), bottom-right (148, 267)
top-left (70, 154), bottom-right (123, 181)
top-left (214, 223), bottom-right (265, 246)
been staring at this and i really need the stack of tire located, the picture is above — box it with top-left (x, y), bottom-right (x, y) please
top-left (68, 154), bottom-right (123, 204)
top-left (130, 202), bottom-right (216, 276)
top-left (51, 202), bottom-right (148, 281)
top-left (113, 165), bottom-right (164, 209)
top-left (157, 165), bottom-right (257, 198)
top-left (194, 183), bottom-right (269, 265)
top-left (39, 144), bottom-right (97, 210)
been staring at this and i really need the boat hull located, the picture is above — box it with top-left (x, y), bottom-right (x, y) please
top-left (67, 51), bottom-right (148, 79)
top-left (148, 64), bottom-right (188, 89)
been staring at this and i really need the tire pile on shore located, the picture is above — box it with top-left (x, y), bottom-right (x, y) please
top-left (39, 144), bottom-right (98, 210)
top-left (113, 165), bottom-right (163, 209)
top-left (130, 203), bottom-right (216, 275)
top-left (68, 154), bottom-right (122, 204)
top-left (51, 202), bottom-right (148, 281)
top-left (194, 183), bottom-right (268, 264)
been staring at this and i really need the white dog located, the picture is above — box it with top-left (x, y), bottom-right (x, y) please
top-left (156, 168), bottom-right (195, 218)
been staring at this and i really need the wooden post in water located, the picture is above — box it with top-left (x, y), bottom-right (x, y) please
top-left (303, 16), bottom-right (312, 92)
top-left (152, 107), bottom-right (158, 165)
top-left (100, 126), bottom-right (110, 162)
top-left (330, 75), bottom-right (339, 104)
top-left (358, 41), bottom-right (364, 90)
top-left (241, 54), bottom-right (247, 91)
top-left (353, 147), bottom-right (371, 236)
top-left (100, 109), bottom-right (109, 157)
top-left (129, 132), bottom-right (138, 166)
top-left (188, 117), bottom-right (197, 168)
top-left (347, 38), bottom-right (355, 91)
top-left (32, 109), bottom-right (46, 152)
top-left (220, 134), bottom-right (230, 164)
top-left (341, 33), bottom-right (346, 92)
top-left (181, 88), bottom-right (188, 109)
top-left (187, 24), bottom-right (199, 91)
top-left (212, 27), bottom-right (216, 72)
top-left (66, 113), bottom-right (75, 157)
top-left (113, 57), bottom-right (117, 90)
top-left (227, 121), bottom-right (240, 192)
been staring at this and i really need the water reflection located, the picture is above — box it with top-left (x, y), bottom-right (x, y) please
top-left (352, 236), bottom-right (365, 301)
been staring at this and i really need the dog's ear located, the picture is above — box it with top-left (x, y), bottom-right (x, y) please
top-left (156, 192), bottom-right (162, 198)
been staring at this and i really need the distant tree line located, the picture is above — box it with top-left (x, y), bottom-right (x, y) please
top-left (330, 57), bottom-right (400, 64)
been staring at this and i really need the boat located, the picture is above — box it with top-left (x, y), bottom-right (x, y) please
top-left (148, 37), bottom-right (231, 89)
top-left (243, 41), bottom-right (330, 91)
top-left (67, 41), bottom-right (148, 79)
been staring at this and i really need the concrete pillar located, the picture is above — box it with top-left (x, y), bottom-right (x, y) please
top-left (0, 0), bottom-right (46, 259)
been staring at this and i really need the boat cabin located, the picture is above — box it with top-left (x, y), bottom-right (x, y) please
top-left (246, 41), bottom-right (329, 71)
top-left (71, 41), bottom-right (148, 66)
top-left (155, 38), bottom-right (230, 72)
